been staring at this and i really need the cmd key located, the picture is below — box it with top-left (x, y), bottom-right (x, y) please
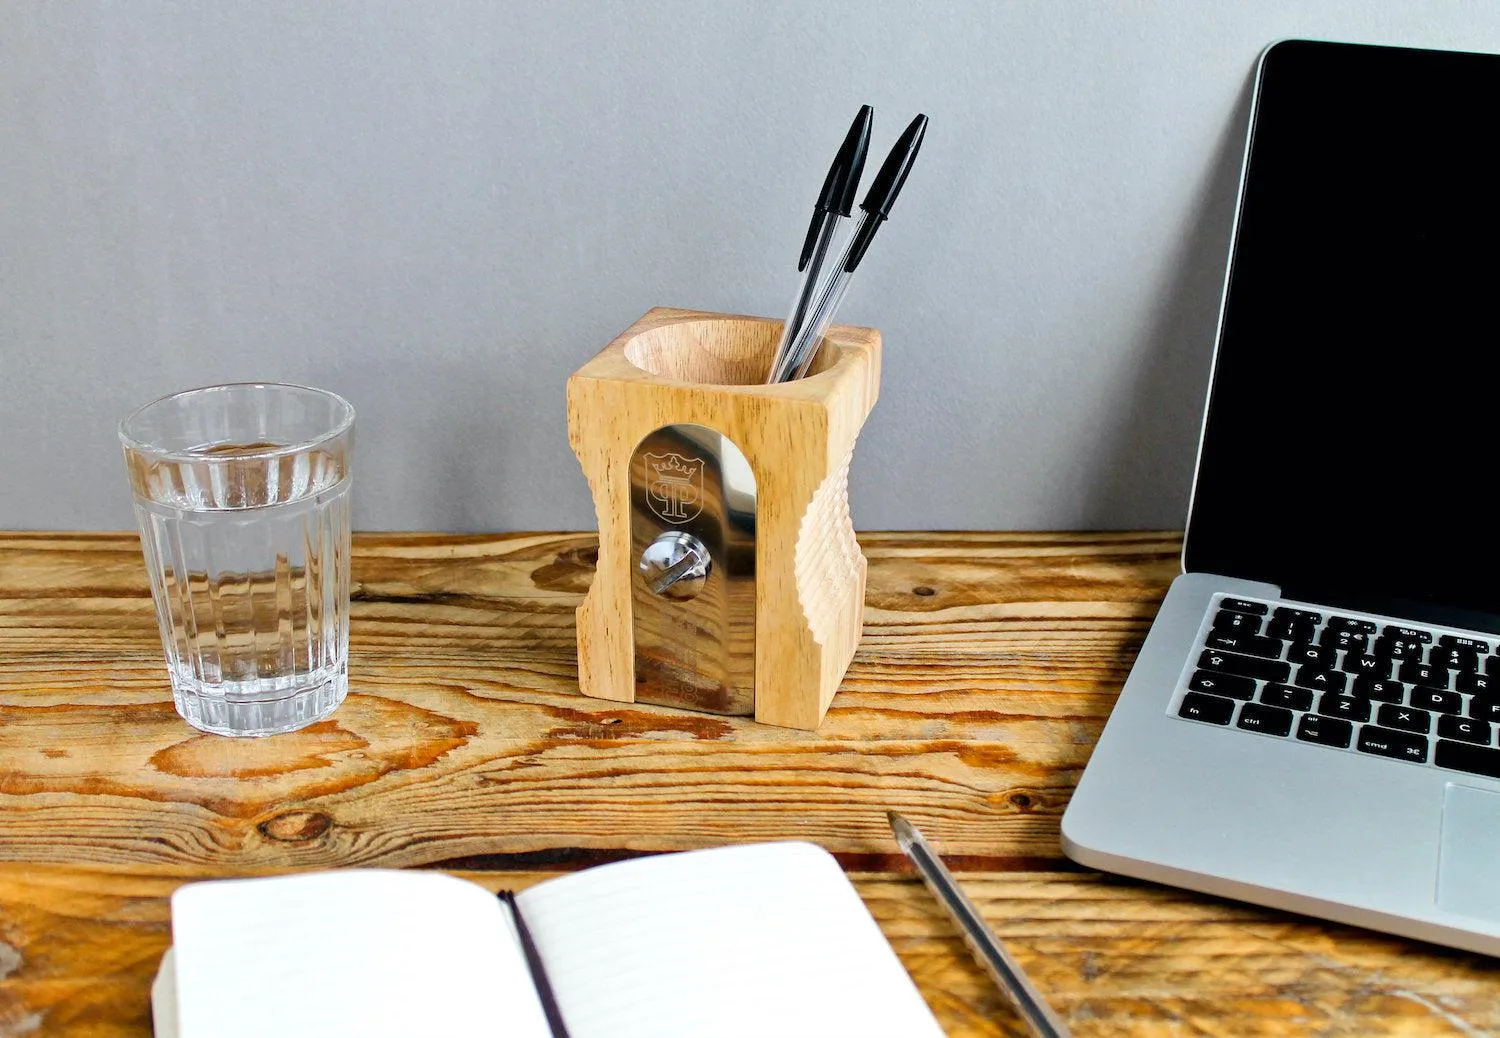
top-left (1358, 725), bottom-right (1429, 764)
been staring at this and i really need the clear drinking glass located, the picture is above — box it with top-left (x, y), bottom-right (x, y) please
top-left (119, 383), bottom-right (355, 737)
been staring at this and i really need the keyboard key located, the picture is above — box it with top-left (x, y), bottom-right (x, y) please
top-left (1409, 687), bottom-right (1462, 715)
top-left (1383, 624), bottom-right (1432, 644)
top-left (1377, 703), bottom-right (1431, 733)
top-left (1328, 616), bottom-right (1377, 635)
top-left (1188, 670), bottom-right (1255, 701)
top-left (1213, 610), bottom-right (1262, 635)
top-left (1268, 617), bottom-right (1316, 642)
top-left (1455, 671), bottom-right (1496, 697)
top-left (1296, 714), bottom-right (1356, 747)
top-left (1340, 653), bottom-right (1390, 678)
top-left (1198, 649), bottom-right (1290, 683)
top-left (1435, 740), bottom-right (1500, 778)
top-left (1321, 629), bottom-right (1369, 654)
top-left (1287, 642), bottom-right (1335, 669)
top-left (1178, 692), bottom-right (1235, 725)
top-left (1295, 667), bottom-right (1347, 695)
top-left (1297, 713), bottom-right (1353, 748)
top-left (1353, 676), bottom-right (1405, 703)
top-left (1317, 692), bottom-right (1370, 722)
top-left (1220, 598), bottom-right (1269, 615)
top-left (1470, 697), bottom-right (1500, 723)
top-left (1440, 634), bottom-right (1489, 653)
top-left (1237, 702), bottom-right (1294, 737)
top-left (1437, 714), bottom-right (1492, 745)
top-left (1430, 645), bottom-right (1479, 672)
top-left (1358, 726), bottom-right (1429, 764)
top-left (1261, 683), bottom-right (1314, 712)
top-left (1205, 632), bottom-right (1284, 660)
top-left (1398, 662), bottom-right (1448, 689)
top-left (1375, 636), bottom-right (1424, 662)
top-left (1276, 606), bottom-right (1322, 625)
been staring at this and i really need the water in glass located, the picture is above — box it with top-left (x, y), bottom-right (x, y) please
top-left (121, 385), bottom-right (354, 736)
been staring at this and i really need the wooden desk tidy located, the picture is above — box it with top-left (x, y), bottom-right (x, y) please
top-left (567, 307), bottom-right (881, 729)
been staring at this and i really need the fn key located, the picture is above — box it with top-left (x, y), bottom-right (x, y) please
top-left (1178, 692), bottom-right (1235, 726)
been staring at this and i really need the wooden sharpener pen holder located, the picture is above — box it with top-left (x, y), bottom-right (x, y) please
top-left (567, 307), bottom-right (881, 730)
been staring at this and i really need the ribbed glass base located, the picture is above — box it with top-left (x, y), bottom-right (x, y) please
top-left (171, 664), bottom-right (347, 737)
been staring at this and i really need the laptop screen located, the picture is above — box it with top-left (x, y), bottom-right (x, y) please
top-left (1184, 39), bottom-right (1500, 626)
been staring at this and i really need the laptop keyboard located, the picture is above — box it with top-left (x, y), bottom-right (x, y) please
top-left (1171, 595), bottom-right (1500, 779)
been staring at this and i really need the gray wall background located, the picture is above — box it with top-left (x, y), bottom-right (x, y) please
top-left (4, 2), bottom-right (1499, 531)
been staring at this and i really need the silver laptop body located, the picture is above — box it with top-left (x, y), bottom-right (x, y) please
top-left (1061, 39), bottom-right (1500, 956)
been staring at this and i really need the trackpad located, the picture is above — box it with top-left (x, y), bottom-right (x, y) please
top-left (1437, 783), bottom-right (1500, 921)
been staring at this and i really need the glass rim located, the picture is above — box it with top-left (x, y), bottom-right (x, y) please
top-left (118, 381), bottom-right (356, 463)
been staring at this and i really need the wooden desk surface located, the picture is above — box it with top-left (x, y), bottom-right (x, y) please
top-left (1, 531), bottom-right (1496, 1036)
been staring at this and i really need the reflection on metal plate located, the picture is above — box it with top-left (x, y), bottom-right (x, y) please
top-left (630, 424), bottom-right (756, 715)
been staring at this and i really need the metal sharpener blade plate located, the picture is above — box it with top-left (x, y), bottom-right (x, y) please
top-left (629, 424), bottom-right (756, 715)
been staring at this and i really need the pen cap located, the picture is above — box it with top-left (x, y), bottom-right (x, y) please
top-left (815, 105), bottom-right (874, 219)
top-left (799, 106), bottom-right (875, 272)
top-left (847, 114), bottom-right (929, 271)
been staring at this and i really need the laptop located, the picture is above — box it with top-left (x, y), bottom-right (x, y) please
top-left (1060, 38), bottom-right (1500, 956)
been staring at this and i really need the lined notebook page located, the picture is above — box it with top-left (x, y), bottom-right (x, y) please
top-left (169, 870), bottom-right (551, 1038)
top-left (517, 841), bottom-right (945, 1038)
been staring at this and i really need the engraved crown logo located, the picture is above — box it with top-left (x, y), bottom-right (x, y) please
top-left (650, 454), bottom-right (696, 480)
top-left (644, 452), bottom-right (704, 524)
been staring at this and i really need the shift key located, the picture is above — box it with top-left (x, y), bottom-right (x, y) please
top-left (1198, 648), bottom-right (1291, 683)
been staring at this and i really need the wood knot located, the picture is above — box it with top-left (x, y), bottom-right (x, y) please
top-left (258, 810), bottom-right (333, 843)
top-left (1008, 792), bottom-right (1034, 811)
top-left (530, 546), bottom-right (599, 593)
top-left (912, 585), bottom-right (936, 597)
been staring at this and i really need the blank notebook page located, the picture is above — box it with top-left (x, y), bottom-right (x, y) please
top-left (170, 870), bottom-right (551, 1038)
top-left (517, 841), bottom-right (944, 1038)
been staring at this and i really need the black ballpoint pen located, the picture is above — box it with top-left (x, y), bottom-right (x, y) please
top-left (888, 812), bottom-right (1070, 1038)
top-left (775, 113), bottom-right (928, 382)
top-left (765, 105), bottom-right (874, 384)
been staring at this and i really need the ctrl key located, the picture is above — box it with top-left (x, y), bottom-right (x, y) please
top-left (1178, 691), bottom-right (1236, 726)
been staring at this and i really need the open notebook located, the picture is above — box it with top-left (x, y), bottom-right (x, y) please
top-left (152, 841), bottom-right (945, 1038)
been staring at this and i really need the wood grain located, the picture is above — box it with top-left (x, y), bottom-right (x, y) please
top-left (2, 530), bottom-right (1497, 1036)
top-left (567, 307), bottom-right (880, 728)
